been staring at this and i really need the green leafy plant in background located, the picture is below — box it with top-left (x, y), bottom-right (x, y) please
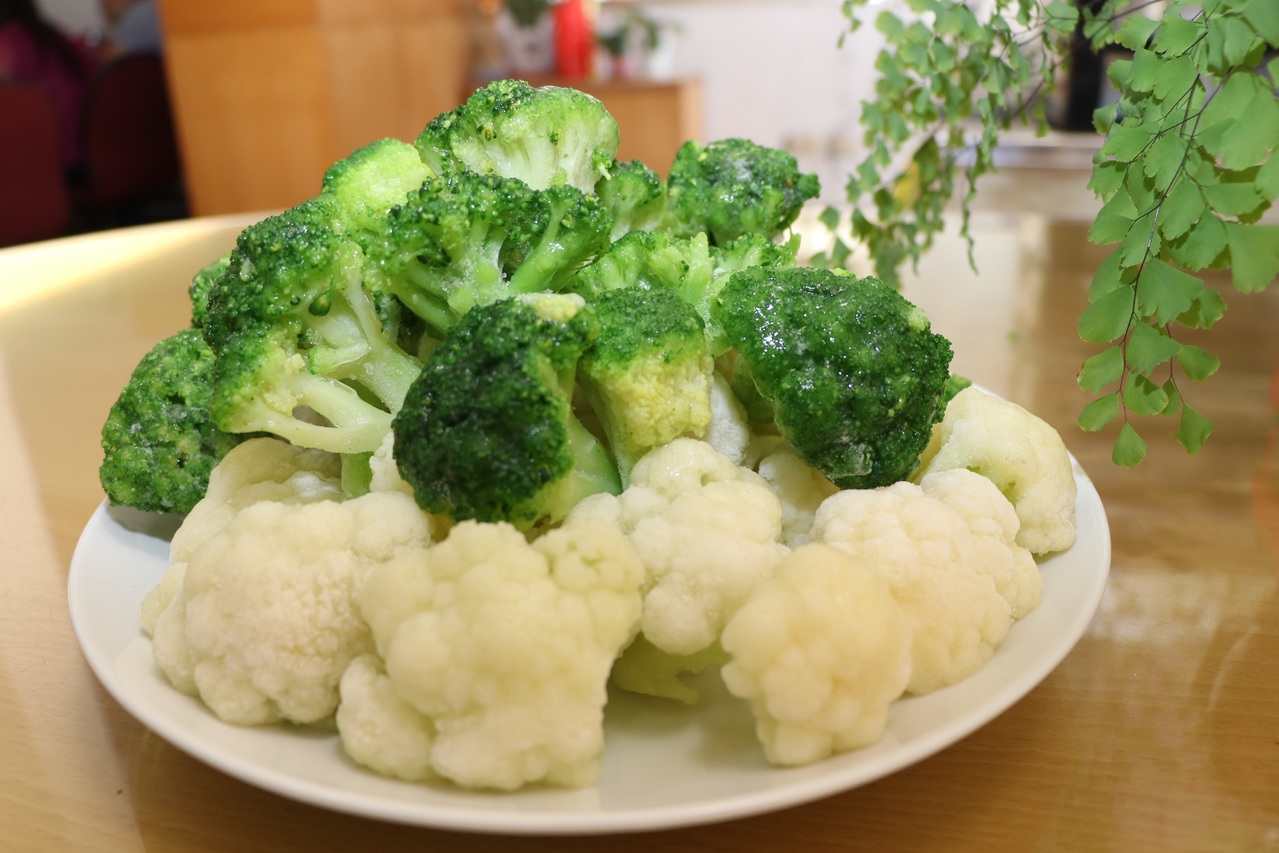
top-left (830, 0), bottom-right (1279, 465)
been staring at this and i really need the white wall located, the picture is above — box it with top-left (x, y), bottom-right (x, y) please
top-left (620, 0), bottom-right (884, 204)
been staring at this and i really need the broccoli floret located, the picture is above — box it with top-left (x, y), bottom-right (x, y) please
top-left (320, 137), bottom-right (434, 239)
top-left (368, 173), bottom-right (611, 336)
top-left (594, 158), bottom-right (669, 240)
top-left (567, 229), bottom-right (715, 303)
top-left (665, 138), bottom-right (820, 245)
top-left (203, 197), bottom-right (422, 454)
top-left (578, 287), bottom-right (713, 483)
top-left (711, 266), bottom-right (953, 489)
top-left (415, 79), bottom-right (620, 192)
top-left (567, 230), bottom-right (798, 356)
top-left (188, 252), bottom-right (230, 329)
top-left (392, 294), bottom-right (621, 531)
top-left (99, 328), bottom-right (246, 514)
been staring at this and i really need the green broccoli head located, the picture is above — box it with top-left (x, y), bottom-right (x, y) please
top-left (665, 138), bottom-right (820, 245)
top-left (188, 252), bottom-right (230, 329)
top-left (202, 198), bottom-right (422, 452)
top-left (712, 266), bottom-right (953, 489)
top-left (100, 328), bottom-right (246, 514)
top-left (368, 173), bottom-right (611, 337)
top-left (415, 79), bottom-right (620, 193)
top-left (594, 158), bottom-right (669, 240)
top-left (392, 294), bottom-right (620, 531)
top-left (566, 229), bottom-right (715, 304)
top-left (320, 137), bottom-right (434, 239)
top-left (578, 286), bottom-right (714, 483)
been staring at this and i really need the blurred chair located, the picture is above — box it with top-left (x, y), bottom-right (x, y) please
top-left (0, 81), bottom-right (72, 247)
top-left (79, 53), bottom-right (185, 223)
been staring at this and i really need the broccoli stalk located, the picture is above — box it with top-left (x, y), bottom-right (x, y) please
top-left (712, 266), bottom-right (954, 489)
top-left (392, 294), bottom-right (621, 531)
top-left (577, 287), bottom-right (714, 484)
top-left (203, 197), bottom-right (422, 455)
top-left (99, 327), bottom-right (246, 514)
top-left (415, 79), bottom-right (620, 192)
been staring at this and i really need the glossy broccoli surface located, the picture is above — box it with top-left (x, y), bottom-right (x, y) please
top-left (415, 79), bottom-right (619, 193)
top-left (665, 138), bottom-right (820, 246)
top-left (100, 327), bottom-right (245, 514)
top-left (578, 286), bottom-right (713, 482)
top-left (392, 295), bottom-right (620, 531)
top-left (712, 266), bottom-right (953, 489)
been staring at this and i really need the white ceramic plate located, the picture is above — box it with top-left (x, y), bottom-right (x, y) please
top-left (68, 459), bottom-right (1110, 835)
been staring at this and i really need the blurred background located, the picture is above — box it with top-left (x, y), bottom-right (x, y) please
top-left (3, 0), bottom-right (1115, 249)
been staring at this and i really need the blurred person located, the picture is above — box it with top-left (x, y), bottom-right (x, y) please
top-left (98, 0), bottom-right (160, 58)
top-left (0, 0), bottom-right (100, 172)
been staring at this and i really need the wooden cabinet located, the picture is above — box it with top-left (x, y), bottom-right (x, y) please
top-left (156, 1), bottom-right (702, 216)
top-left (157, 0), bottom-right (471, 216)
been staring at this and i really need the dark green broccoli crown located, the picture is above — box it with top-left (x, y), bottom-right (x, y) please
top-left (595, 158), bottom-right (669, 238)
top-left (392, 296), bottom-right (609, 528)
top-left (566, 229), bottom-right (714, 303)
top-left (581, 286), bottom-right (706, 378)
top-left (319, 137), bottom-right (433, 239)
top-left (414, 79), bottom-right (620, 192)
top-left (713, 266), bottom-right (953, 489)
top-left (666, 138), bottom-right (820, 245)
top-left (506, 182), bottom-right (613, 294)
top-left (100, 328), bottom-right (245, 514)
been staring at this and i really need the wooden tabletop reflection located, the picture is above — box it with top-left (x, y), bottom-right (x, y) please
top-left (2, 197), bottom-right (1276, 852)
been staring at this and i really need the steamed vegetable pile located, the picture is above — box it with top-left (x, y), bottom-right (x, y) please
top-left (102, 80), bottom-right (1079, 790)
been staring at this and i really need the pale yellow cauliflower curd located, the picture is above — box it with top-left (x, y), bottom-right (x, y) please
top-left (569, 437), bottom-right (790, 658)
top-left (141, 439), bottom-right (435, 727)
top-left (812, 471), bottom-right (1039, 695)
top-left (338, 517), bottom-right (645, 791)
top-left (915, 386), bottom-right (1077, 555)
top-left (720, 543), bottom-right (913, 766)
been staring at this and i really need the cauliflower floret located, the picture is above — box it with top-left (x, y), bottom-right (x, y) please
top-left (702, 371), bottom-right (755, 467)
top-left (336, 654), bottom-right (435, 782)
top-left (569, 437), bottom-right (789, 658)
top-left (919, 468), bottom-right (1042, 618)
top-left (342, 517), bottom-right (645, 791)
top-left (752, 436), bottom-right (840, 547)
top-left (146, 489), bottom-right (434, 726)
top-left (141, 437), bottom-right (342, 634)
top-left (812, 481), bottom-right (1013, 695)
top-left (720, 543), bottom-right (912, 766)
top-left (915, 386), bottom-right (1077, 555)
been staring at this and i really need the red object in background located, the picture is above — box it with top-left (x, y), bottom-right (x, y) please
top-left (554, 0), bottom-right (594, 78)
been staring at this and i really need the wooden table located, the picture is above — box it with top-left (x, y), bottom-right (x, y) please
top-left (2, 207), bottom-right (1276, 851)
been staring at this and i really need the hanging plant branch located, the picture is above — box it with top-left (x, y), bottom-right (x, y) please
top-left (834, 0), bottom-right (1279, 465)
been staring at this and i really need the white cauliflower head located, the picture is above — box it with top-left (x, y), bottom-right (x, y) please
top-left (811, 480), bottom-right (1014, 695)
top-left (918, 468), bottom-right (1042, 619)
top-left (915, 386), bottom-right (1077, 555)
top-left (720, 543), bottom-right (913, 766)
top-left (146, 489), bottom-right (434, 726)
top-left (570, 437), bottom-right (789, 657)
top-left (342, 516), bottom-right (645, 791)
top-left (751, 436), bottom-right (840, 547)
